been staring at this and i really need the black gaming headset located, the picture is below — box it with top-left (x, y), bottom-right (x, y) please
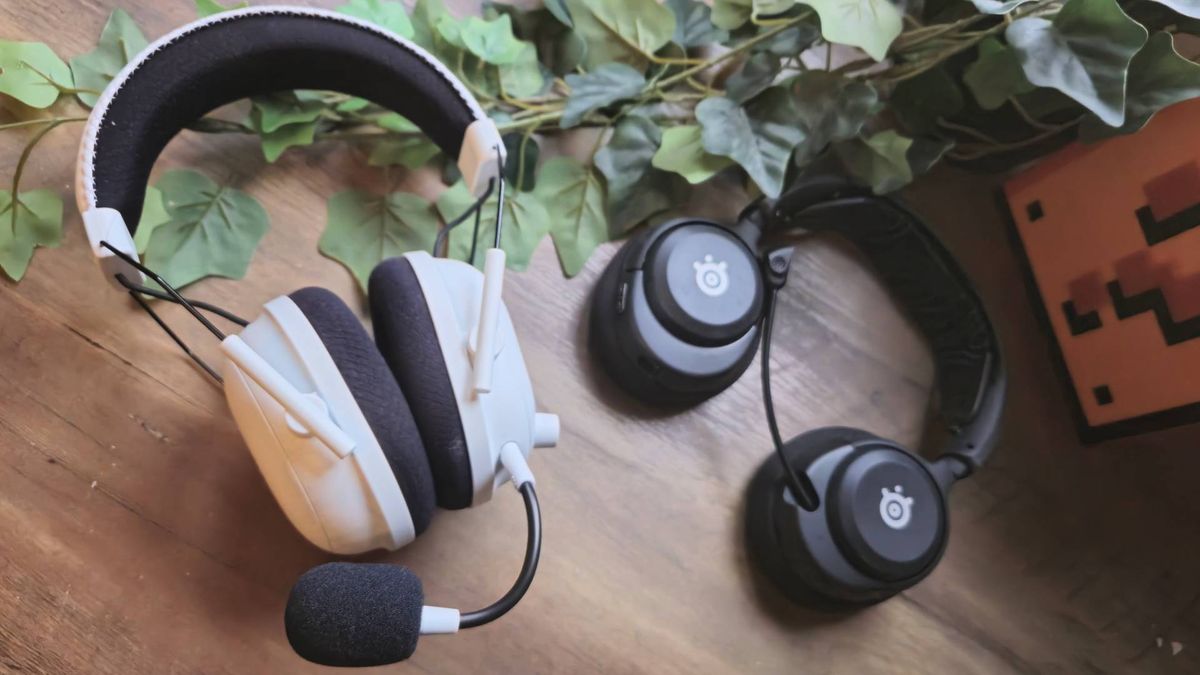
top-left (589, 175), bottom-right (1007, 607)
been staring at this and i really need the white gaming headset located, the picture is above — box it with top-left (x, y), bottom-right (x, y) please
top-left (74, 6), bottom-right (558, 667)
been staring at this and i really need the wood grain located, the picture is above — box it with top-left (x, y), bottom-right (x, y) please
top-left (1, 2), bottom-right (1199, 673)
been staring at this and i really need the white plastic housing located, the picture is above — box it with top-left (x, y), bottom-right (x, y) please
top-left (221, 336), bottom-right (356, 459)
top-left (472, 248), bottom-right (506, 394)
top-left (403, 251), bottom-right (547, 504)
top-left (222, 295), bottom-right (415, 554)
top-left (82, 208), bottom-right (144, 289)
top-left (420, 606), bottom-right (461, 635)
top-left (459, 119), bottom-right (505, 197)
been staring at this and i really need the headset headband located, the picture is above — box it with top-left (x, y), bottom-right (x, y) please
top-left (76, 6), bottom-right (504, 286)
top-left (766, 180), bottom-right (1007, 475)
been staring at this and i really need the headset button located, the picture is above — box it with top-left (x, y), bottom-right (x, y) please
top-left (616, 281), bottom-right (629, 314)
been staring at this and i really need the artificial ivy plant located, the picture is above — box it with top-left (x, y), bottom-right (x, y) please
top-left (1, 0), bottom-right (1199, 289)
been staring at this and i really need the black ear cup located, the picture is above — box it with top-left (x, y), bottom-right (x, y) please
top-left (289, 287), bottom-right (437, 533)
top-left (744, 427), bottom-right (948, 608)
top-left (745, 427), bottom-right (877, 608)
top-left (369, 258), bottom-right (475, 510)
top-left (588, 220), bottom-right (764, 406)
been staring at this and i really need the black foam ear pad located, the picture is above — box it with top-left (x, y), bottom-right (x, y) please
top-left (744, 427), bottom-right (879, 609)
top-left (289, 287), bottom-right (436, 534)
top-left (368, 258), bottom-right (474, 511)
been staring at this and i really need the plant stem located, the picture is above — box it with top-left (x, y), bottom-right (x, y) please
top-left (0, 117), bottom-right (88, 132)
top-left (9, 118), bottom-right (79, 234)
top-left (947, 115), bottom-right (1083, 160)
top-left (656, 13), bottom-right (811, 91)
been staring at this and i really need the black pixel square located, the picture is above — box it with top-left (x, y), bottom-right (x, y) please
top-left (1093, 385), bottom-right (1114, 406)
top-left (1026, 200), bottom-right (1044, 222)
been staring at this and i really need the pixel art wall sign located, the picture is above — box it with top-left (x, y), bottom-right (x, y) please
top-left (1004, 98), bottom-right (1200, 442)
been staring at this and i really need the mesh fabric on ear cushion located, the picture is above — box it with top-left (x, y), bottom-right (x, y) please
top-left (289, 287), bottom-right (436, 534)
top-left (369, 258), bottom-right (473, 510)
top-left (744, 427), bottom-right (881, 610)
top-left (89, 9), bottom-right (477, 229)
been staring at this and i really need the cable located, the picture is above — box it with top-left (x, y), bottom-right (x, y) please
top-left (761, 288), bottom-right (820, 512)
top-left (115, 275), bottom-right (249, 327)
top-left (458, 481), bottom-right (541, 629)
top-left (101, 242), bottom-right (227, 341)
top-left (432, 178), bottom-right (495, 259)
top-left (124, 285), bottom-right (223, 384)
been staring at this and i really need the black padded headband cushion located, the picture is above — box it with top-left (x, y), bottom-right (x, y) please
top-left (289, 287), bottom-right (436, 535)
top-left (89, 9), bottom-right (477, 229)
top-left (771, 189), bottom-right (999, 429)
top-left (369, 258), bottom-right (474, 510)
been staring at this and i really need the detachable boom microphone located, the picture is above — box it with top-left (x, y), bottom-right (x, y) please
top-left (285, 452), bottom-right (542, 667)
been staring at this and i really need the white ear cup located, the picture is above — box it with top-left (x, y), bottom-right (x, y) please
top-left (223, 295), bottom-right (416, 554)
top-left (402, 251), bottom-right (542, 505)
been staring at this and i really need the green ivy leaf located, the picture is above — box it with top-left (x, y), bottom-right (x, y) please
top-left (1081, 32), bottom-right (1200, 138)
top-left (789, 71), bottom-right (878, 163)
top-left (546, 0), bottom-right (575, 26)
top-left (0, 41), bottom-right (72, 109)
top-left (697, 90), bottom-right (805, 197)
top-left (336, 96), bottom-right (373, 112)
top-left (889, 66), bottom-right (963, 135)
top-left (337, 0), bottom-right (415, 38)
top-left (134, 185), bottom-right (170, 253)
top-left (836, 130), bottom-right (914, 194)
top-left (142, 170), bottom-right (270, 288)
top-left (711, 0), bottom-right (752, 30)
top-left (726, 53), bottom-right (781, 103)
top-left (1006, 0), bottom-right (1147, 126)
top-left (368, 135), bottom-right (441, 168)
top-left (562, 63), bottom-right (646, 128)
top-left (436, 182), bottom-right (552, 270)
top-left (564, 0), bottom-right (676, 68)
top-left (963, 37), bottom-right (1034, 110)
top-left (969, 0), bottom-right (1036, 13)
top-left (195, 0), bottom-right (248, 17)
top-left (500, 42), bottom-right (548, 97)
top-left (461, 15), bottom-right (526, 64)
top-left (907, 136), bottom-right (954, 176)
top-left (533, 157), bottom-right (608, 276)
top-left (319, 190), bottom-right (438, 291)
top-left (374, 112), bottom-right (416, 133)
top-left (798, 0), bottom-right (903, 61)
top-left (247, 104), bottom-right (319, 163)
top-left (503, 132), bottom-right (540, 191)
top-left (0, 189), bottom-right (62, 281)
top-left (756, 24), bottom-right (820, 56)
top-left (667, 0), bottom-right (729, 47)
top-left (594, 115), bottom-right (679, 231)
top-left (411, 0), bottom-right (452, 50)
top-left (69, 10), bottom-right (146, 108)
top-left (250, 92), bottom-right (326, 133)
top-left (652, 125), bottom-right (734, 183)
top-left (754, 0), bottom-right (799, 20)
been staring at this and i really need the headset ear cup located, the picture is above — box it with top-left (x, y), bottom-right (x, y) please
top-left (743, 427), bottom-right (881, 609)
top-left (369, 258), bottom-right (475, 510)
top-left (587, 242), bottom-right (673, 400)
top-left (289, 287), bottom-right (437, 534)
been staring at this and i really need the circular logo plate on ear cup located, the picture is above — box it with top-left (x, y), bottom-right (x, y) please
top-left (827, 445), bottom-right (946, 581)
top-left (643, 223), bottom-right (763, 346)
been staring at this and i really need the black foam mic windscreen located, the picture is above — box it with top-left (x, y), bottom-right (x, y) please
top-left (285, 562), bottom-right (425, 667)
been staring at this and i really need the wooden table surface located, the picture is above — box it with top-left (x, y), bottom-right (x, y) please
top-left (3, 2), bottom-right (1200, 673)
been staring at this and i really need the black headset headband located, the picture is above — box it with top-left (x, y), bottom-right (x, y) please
top-left (761, 178), bottom-right (1006, 475)
top-left (77, 6), bottom-right (487, 232)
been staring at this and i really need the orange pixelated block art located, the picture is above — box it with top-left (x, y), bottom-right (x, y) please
top-left (1004, 98), bottom-right (1200, 440)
